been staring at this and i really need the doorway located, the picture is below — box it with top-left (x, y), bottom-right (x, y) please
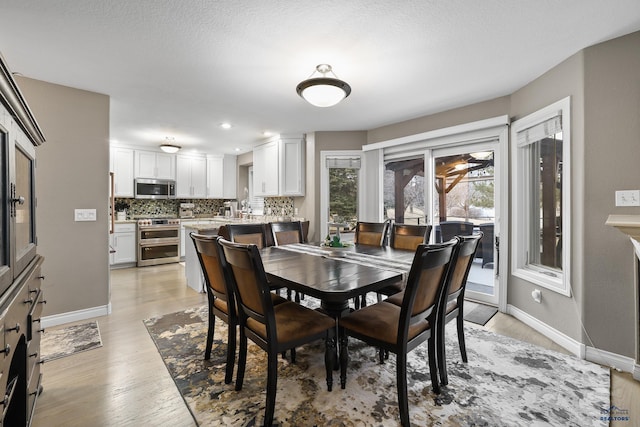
top-left (430, 142), bottom-right (500, 305)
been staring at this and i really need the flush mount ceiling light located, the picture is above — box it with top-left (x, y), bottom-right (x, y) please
top-left (296, 64), bottom-right (351, 107)
top-left (160, 137), bottom-right (181, 153)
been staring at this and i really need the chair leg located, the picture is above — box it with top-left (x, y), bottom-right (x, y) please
top-left (291, 347), bottom-right (296, 363)
top-left (457, 314), bottom-right (467, 363)
top-left (396, 352), bottom-right (410, 427)
top-left (204, 310), bottom-right (215, 360)
top-left (235, 329), bottom-right (248, 391)
top-left (428, 335), bottom-right (440, 395)
top-left (224, 320), bottom-right (236, 384)
top-left (437, 320), bottom-right (448, 386)
top-left (264, 351), bottom-right (278, 427)
top-left (353, 297), bottom-right (360, 310)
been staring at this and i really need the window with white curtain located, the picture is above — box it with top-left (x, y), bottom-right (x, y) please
top-left (511, 97), bottom-right (571, 296)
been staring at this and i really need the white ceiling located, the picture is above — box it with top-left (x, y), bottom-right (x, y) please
top-left (2, 1), bottom-right (640, 156)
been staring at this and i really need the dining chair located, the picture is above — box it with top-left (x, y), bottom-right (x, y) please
top-left (339, 239), bottom-right (457, 427)
top-left (376, 223), bottom-right (433, 302)
top-left (269, 220), bottom-right (305, 246)
top-left (478, 223), bottom-right (494, 267)
top-left (189, 232), bottom-right (238, 384)
top-left (269, 221), bottom-right (306, 303)
top-left (437, 232), bottom-right (483, 387)
top-left (226, 223), bottom-right (268, 249)
top-left (218, 237), bottom-right (336, 427)
top-left (353, 220), bottom-right (391, 309)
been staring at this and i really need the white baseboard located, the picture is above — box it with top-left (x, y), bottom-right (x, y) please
top-left (41, 303), bottom-right (112, 329)
top-left (585, 346), bottom-right (637, 374)
top-left (507, 304), bottom-right (639, 377)
top-left (507, 304), bottom-right (585, 357)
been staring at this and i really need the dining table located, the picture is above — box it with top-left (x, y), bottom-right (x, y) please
top-left (260, 242), bottom-right (416, 384)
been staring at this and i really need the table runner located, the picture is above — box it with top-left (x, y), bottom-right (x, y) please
top-left (275, 243), bottom-right (413, 279)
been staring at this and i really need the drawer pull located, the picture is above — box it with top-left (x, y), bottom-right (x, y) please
top-left (29, 352), bottom-right (38, 358)
top-left (24, 297), bottom-right (34, 304)
top-left (0, 344), bottom-right (10, 356)
top-left (37, 275), bottom-right (45, 280)
top-left (6, 323), bottom-right (20, 333)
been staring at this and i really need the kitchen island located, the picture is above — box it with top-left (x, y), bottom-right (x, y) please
top-left (182, 218), bottom-right (308, 292)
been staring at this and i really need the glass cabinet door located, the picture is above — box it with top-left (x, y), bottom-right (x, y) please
top-left (12, 144), bottom-right (36, 276)
top-left (0, 127), bottom-right (10, 293)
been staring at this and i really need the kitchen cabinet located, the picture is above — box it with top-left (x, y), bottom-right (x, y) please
top-left (110, 147), bottom-right (134, 197)
top-left (207, 154), bottom-right (237, 199)
top-left (135, 150), bottom-right (175, 180)
top-left (253, 135), bottom-right (305, 197)
top-left (176, 155), bottom-right (207, 198)
top-left (110, 223), bottom-right (137, 266)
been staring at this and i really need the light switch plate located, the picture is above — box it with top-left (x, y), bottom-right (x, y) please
top-left (615, 190), bottom-right (640, 207)
top-left (74, 208), bottom-right (97, 221)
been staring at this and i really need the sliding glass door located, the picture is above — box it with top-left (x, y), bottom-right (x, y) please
top-left (430, 142), bottom-right (500, 305)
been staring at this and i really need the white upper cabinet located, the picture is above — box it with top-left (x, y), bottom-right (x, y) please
top-left (207, 155), bottom-right (237, 199)
top-left (135, 150), bottom-right (175, 179)
top-left (176, 155), bottom-right (207, 198)
top-left (110, 147), bottom-right (134, 197)
top-left (253, 135), bottom-right (305, 197)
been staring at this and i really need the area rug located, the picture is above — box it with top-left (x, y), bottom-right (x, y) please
top-left (144, 305), bottom-right (610, 426)
top-left (41, 321), bottom-right (102, 362)
top-left (463, 301), bottom-right (498, 326)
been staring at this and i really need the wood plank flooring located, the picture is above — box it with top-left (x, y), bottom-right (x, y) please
top-left (32, 263), bottom-right (639, 426)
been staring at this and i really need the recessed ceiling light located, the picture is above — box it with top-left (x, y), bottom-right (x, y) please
top-left (234, 148), bottom-right (241, 152)
top-left (220, 122), bottom-right (232, 129)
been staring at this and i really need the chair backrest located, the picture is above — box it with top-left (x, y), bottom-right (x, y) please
top-left (445, 233), bottom-right (483, 302)
top-left (354, 221), bottom-right (389, 247)
top-left (217, 238), bottom-right (275, 336)
top-left (439, 221), bottom-right (474, 242)
top-left (390, 223), bottom-right (432, 250)
top-left (398, 239), bottom-right (457, 340)
top-left (270, 221), bottom-right (304, 246)
top-left (190, 232), bottom-right (234, 306)
top-left (226, 223), bottom-right (267, 249)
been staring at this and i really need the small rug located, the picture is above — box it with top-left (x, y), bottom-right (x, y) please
top-left (144, 305), bottom-right (610, 427)
top-left (41, 321), bottom-right (103, 362)
top-left (463, 301), bottom-right (498, 325)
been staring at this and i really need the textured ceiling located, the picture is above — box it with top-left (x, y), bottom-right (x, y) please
top-left (1, 0), bottom-right (640, 155)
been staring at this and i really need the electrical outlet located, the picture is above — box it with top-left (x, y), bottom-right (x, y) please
top-left (74, 208), bottom-right (97, 221)
top-left (615, 190), bottom-right (640, 207)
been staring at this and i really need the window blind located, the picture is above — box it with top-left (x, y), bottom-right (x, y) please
top-left (325, 157), bottom-right (361, 169)
top-left (516, 115), bottom-right (562, 147)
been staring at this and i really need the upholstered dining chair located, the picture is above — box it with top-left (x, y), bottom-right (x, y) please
top-left (376, 223), bottom-right (433, 302)
top-left (437, 232), bottom-right (483, 387)
top-left (189, 232), bottom-right (237, 384)
top-left (226, 223), bottom-right (268, 249)
top-left (270, 221), bottom-right (306, 303)
top-left (339, 239), bottom-right (458, 427)
top-left (218, 238), bottom-right (336, 427)
top-left (353, 220), bottom-right (391, 309)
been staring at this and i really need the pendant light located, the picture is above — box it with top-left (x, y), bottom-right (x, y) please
top-left (296, 64), bottom-right (351, 107)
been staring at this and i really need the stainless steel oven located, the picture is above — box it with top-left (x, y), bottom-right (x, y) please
top-left (137, 218), bottom-right (181, 267)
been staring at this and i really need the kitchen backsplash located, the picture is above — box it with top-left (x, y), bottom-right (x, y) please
top-left (113, 197), bottom-right (295, 219)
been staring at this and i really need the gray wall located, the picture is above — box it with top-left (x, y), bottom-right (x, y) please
top-left (16, 77), bottom-right (110, 318)
top-left (509, 51), bottom-right (586, 343)
top-left (582, 31), bottom-right (640, 357)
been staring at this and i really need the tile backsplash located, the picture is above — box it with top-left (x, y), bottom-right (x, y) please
top-left (113, 196), bottom-right (295, 219)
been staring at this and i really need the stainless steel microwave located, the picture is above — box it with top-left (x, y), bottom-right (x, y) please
top-left (134, 178), bottom-right (176, 199)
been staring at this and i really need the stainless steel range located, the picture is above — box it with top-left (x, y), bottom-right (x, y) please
top-left (137, 218), bottom-right (181, 267)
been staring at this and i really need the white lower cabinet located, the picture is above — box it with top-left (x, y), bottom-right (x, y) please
top-left (110, 223), bottom-right (137, 266)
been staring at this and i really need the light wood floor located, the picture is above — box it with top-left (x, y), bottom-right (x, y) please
top-left (32, 264), bottom-right (639, 427)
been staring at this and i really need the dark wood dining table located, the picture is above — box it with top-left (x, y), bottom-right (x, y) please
top-left (260, 243), bottom-right (414, 318)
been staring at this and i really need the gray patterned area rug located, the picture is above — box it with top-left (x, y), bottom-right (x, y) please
top-left (41, 321), bottom-right (102, 362)
top-left (144, 305), bottom-right (610, 426)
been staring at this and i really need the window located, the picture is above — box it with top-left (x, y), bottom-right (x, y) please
top-left (511, 97), bottom-right (571, 296)
top-left (383, 157), bottom-right (426, 225)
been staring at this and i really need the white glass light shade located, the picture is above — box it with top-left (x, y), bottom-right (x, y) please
top-left (296, 64), bottom-right (351, 107)
top-left (159, 144), bottom-right (181, 153)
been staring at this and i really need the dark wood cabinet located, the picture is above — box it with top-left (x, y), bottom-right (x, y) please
top-left (0, 52), bottom-right (46, 426)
